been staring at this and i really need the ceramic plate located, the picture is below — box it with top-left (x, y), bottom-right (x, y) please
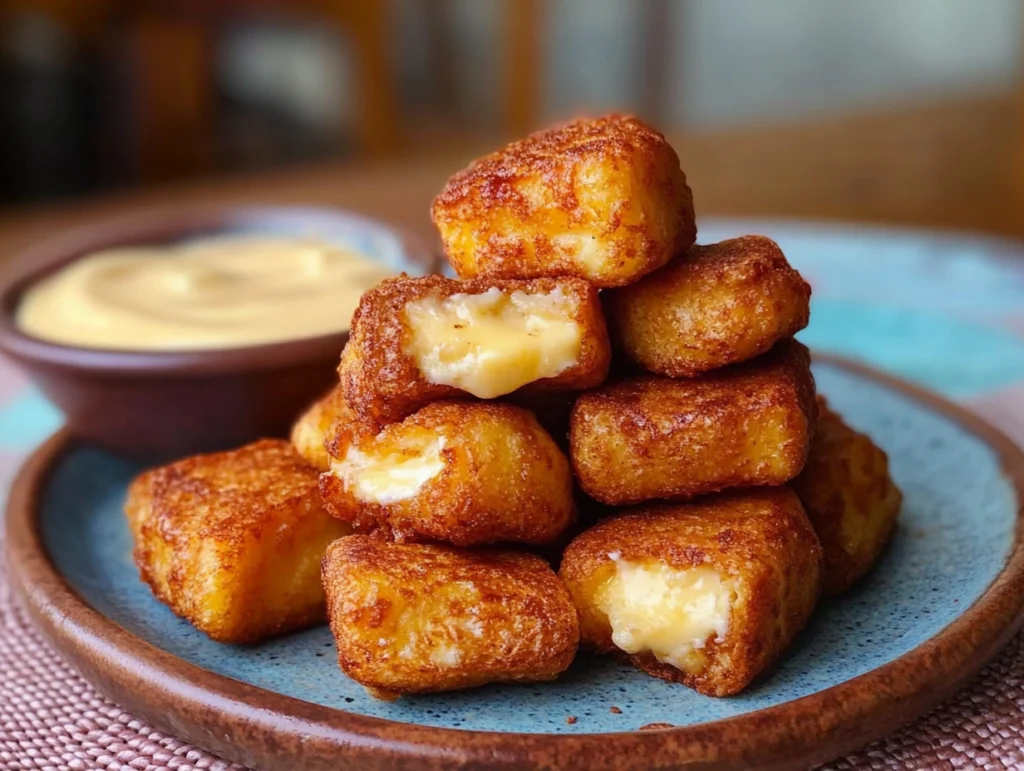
top-left (6, 355), bottom-right (1024, 771)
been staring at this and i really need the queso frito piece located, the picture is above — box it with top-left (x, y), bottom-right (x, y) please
top-left (290, 385), bottom-right (353, 472)
top-left (339, 274), bottom-right (610, 427)
top-left (320, 401), bottom-right (575, 547)
top-left (124, 440), bottom-right (350, 644)
top-left (559, 488), bottom-right (822, 697)
top-left (792, 397), bottom-right (902, 596)
top-left (432, 115), bottom-right (697, 288)
top-left (604, 236), bottom-right (811, 377)
top-left (570, 340), bottom-right (818, 505)
top-left (323, 536), bottom-right (579, 698)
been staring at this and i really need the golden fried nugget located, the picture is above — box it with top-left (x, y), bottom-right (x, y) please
top-left (570, 340), bottom-right (817, 505)
top-left (320, 401), bottom-right (575, 547)
top-left (604, 236), bottom-right (811, 377)
top-left (323, 536), bottom-right (579, 697)
top-left (792, 397), bottom-right (902, 595)
top-left (340, 274), bottom-right (610, 426)
top-left (432, 115), bottom-right (696, 288)
top-left (559, 488), bottom-right (822, 696)
top-left (125, 440), bottom-right (351, 644)
top-left (290, 385), bottom-right (354, 471)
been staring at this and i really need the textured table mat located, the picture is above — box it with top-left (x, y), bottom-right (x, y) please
top-left (3, 219), bottom-right (1024, 770)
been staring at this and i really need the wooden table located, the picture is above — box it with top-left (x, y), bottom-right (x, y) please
top-left (1, 92), bottom-right (1021, 265)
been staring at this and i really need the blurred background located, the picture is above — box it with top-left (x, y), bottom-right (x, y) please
top-left (0, 0), bottom-right (1022, 234)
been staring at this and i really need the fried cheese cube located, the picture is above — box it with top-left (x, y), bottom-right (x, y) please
top-left (319, 401), bottom-right (575, 547)
top-left (559, 488), bottom-right (822, 696)
top-left (290, 385), bottom-right (354, 471)
top-left (340, 274), bottom-right (610, 426)
top-left (124, 440), bottom-right (351, 644)
top-left (604, 236), bottom-right (811, 377)
top-left (432, 115), bottom-right (697, 288)
top-left (570, 340), bottom-right (817, 505)
top-left (792, 397), bottom-right (902, 595)
top-left (323, 536), bottom-right (579, 697)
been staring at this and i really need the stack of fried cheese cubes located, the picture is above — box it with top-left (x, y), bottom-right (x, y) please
top-left (124, 114), bottom-right (900, 702)
top-left (297, 115), bottom-right (902, 699)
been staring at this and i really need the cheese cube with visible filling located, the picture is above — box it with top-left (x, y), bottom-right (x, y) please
top-left (340, 274), bottom-right (610, 427)
top-left (319, 401), bottom-right (575, 547)
top-left (323, 536), bottom-right (580, 697)
top-left (432, 115), bottom-right (697, 288)
top-left (570, 340), bottom-right (817, 505)
top-left (559, 488), bottom-right (823, 696)
top-left (124, 440), bottom-right (351, 644)
top-left (792, 397), bottom-right (902, 595)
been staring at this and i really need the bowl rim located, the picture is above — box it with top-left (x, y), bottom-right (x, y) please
top-left (0, 204), bottom-right (441, 375)
top-left (5, 353), bottom-right (1024, 771)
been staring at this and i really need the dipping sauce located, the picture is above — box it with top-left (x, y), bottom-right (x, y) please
top-left (16, 236), bottom-right (395, 350)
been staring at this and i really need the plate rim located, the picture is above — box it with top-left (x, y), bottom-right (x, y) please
top-left (5, 353), bottom-right (1024, 771)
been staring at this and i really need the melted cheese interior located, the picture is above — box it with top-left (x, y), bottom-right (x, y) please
top-left (403, 287), bottom-right (582, 399)
top-left (335, 436), bottom-right (446, 504)
top-left (597, 557), bottom-right (736, 674)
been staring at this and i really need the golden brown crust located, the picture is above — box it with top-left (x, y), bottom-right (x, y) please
top-left (124, 440), bottom-right (350, 644)
top-left (792, 397), bottom-right (902, 595)
top-left (340, 273), bottom-right (610, 428)
top-left (604, 236), bottom-right (811, 377)
top-left (432, 115), bottom-right (696, 288)
top-left (569, 340), bottom-right (817, 505)
top-left (290, 385), bottom-right (354, 472)
top-left (319, 401), bottom-right (576, 547)
top-left (559, 488), bottom-right (822, 696)
top-left (323, 536), bottom-right (580, 695)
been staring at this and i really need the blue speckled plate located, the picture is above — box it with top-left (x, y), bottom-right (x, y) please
top-left (7, 356), bottom-right (1024, 771)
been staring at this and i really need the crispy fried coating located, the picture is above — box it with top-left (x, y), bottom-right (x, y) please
top-left (792, 397), bottom-right (902, 595)
top-left (432, 115), bottom-right (697, 288)
top-left (604, 236), bottom-right (811, 377)
top-left (505, 389), bottom-right (578, 450)
top-left (124, 440), bottom-right (351, 644)
top-left (319, 401), bottom-right (575, 547)
top-left (559, 488), bottom-right (822, 696)
top-left (290, 385), bottom-right (354, 472)
top-left (570, 340), bottom-right (817, 505)
top-left (323, 536), bottom-right (579, 696)
top-left (340, 273), bottom-right (610, 427)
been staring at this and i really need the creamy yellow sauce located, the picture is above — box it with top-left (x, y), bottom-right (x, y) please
top-left (16, 236), bottom-right (394, 350)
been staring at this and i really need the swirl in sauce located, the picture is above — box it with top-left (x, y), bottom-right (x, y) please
top-left (16, 236), bottom-right (395, 350)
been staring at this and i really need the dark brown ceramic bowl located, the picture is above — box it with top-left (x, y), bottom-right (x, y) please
top-left (0, 206), bottom-right (441, 458)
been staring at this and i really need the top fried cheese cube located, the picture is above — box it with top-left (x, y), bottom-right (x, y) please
top-left (432, 115), bottom-right (697, 288)
top-left (124, 439), bottom-right (351, 644)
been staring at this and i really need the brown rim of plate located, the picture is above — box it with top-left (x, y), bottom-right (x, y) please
top-left (5, 353), bottom-right (1024, 771)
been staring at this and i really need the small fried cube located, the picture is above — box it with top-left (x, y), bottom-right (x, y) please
top-left (604, 236), bottom-right (811, 377)
top-left (125, 440), bottom-right (351, 644)
top-left (570, 340), bottom-right (817, 505)
top-left (432, 115), bottom-right (696, 288)
top-left (323, 536), bottom-right (579, 697)
top-left (319, 401), bottom-right (575, 547)
top-left (559, 488), bottom-right (822, 696)
top-left (340, 274), bottom-right (610, 426)
top-left (290, 385), bottom-right (354, 471)
top-left (792, 397), bottom-right (902, 595)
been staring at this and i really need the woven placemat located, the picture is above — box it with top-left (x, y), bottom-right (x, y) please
top-left (1, 522), bottom-right (1022, 771)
